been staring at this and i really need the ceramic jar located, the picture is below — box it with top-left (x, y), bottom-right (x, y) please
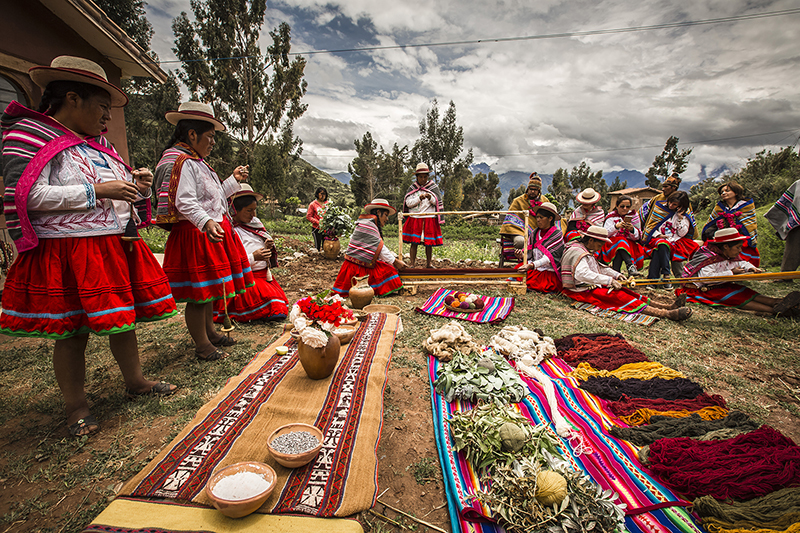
top-left (349, 275), bottom-right (374, 309)
top-left (297, 334), bottom-right (341, 380)
top-left (322, 239), bottom-right (340, 259)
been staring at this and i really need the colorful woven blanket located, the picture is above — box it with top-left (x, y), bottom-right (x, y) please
top-left (571, 301), bottom-right (659, 326)
top-left (120, 313), bottom-right (399, 518)
top-left (430, 355), bottom-right (703, 533)
top-left (415, 288), bottom-right (514, 324)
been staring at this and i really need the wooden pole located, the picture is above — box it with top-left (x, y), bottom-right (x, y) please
top-left (398, 211), bottom-right (403, 260)
top-left (523, 210), bottom-right (530, 262)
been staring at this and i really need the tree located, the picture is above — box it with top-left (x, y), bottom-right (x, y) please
top-left (645, 136), bottom-right (693, 188)
top-left (608, 176), bottom-right (628, 193)
top-left (548, 168), bottom-right (573, 214)
top-left (376, 143), bottom-right (410, 210)
top-left (462, 172), bottom-right (503, 212)
top-left (412, 100), bottom-right (473, 210)
top-left (507, 185), bottom-right (525, 206)
top-left (93, 0), bottom-right (153, 50)
top-left (348, 132), bottom-right (380, 206)
top-left (569, 162), bottom-right (608, 210)
top-left (122, 73), bottom-right (181, 170)
top-left (172, 3), bottom-right (308, 195)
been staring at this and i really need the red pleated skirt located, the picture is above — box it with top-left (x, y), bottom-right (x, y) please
top-left (599, 235), bottom-right (646, 269)
top-left (213, 269), bottom-right (288, 323)
top-left (645, 237), bottom-right (700, 262)
top-left (162, 219), bottom-right (254, 303)
top-left (676, 283), bottom-right (757, 308)
top-left (0, 235), bottom-right (177, 338)
top-left (562, 287), bottom-right (649, 313)
top-left (513, 263), bottom-right (562, 293)
top-left (402, 216), bottom-right (443, 246)
top-left (332, 260), bottom-right (402, 297)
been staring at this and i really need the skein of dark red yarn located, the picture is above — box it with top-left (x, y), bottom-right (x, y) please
top-left (610, 411), bottom-right (758, 446)
top-left (558, 335), bottom-right (650, 371)
top-left (580, 376), bottom-right (705, 402)
top-left (648, 426), bottom-right (800, 500)
top-left (555, 333), bottom-right (624, 352)
top-left (606, 393), bottom-right (727, 418)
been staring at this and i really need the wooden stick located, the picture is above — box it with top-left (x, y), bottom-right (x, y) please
top-left (369, 508), bottom-right (407, 529)
top-left (624, 270), bottom-right (800, 287)
top-left (377, 499), bottom-right (449, 533)
top-left (398, 211), bottom-right (404, 259)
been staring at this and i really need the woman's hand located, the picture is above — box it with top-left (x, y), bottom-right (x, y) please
top-left (131, 168), bottom-right (153, 194)
top-left (204, 219), bottom-right (225, 243)
top-left (610, 279), bottom-right (622, 290)
top-left (253, 247), bottom-right (272, 262)
top-left (514, 248), bottom-right (524, 260)
top-left (394, 258), bottom-right (408, 271)
top-left (233, 165), bottom-right (249, 182)
top-left (94, 181), bottom-right (140, 203)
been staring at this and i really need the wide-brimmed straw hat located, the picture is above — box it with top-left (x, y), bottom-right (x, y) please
top-left (576, 188), bottom-right (601, 205)
top-left (165, 101), bottom-right (226, 131)
top-left (364, 198), bottom-right (397, 216)
top-left (579, 225), bottom-right (611, 243)
top-left (229, 183), bottom-right (263, 202)
top-left (710, 227), bottom-right (748, 245)
top-left (415, 163), bottom-right (431, 175)
top-left (28, 56), bottom-right (128, 107)
top-left (534, 202), bottom-right (560, 220)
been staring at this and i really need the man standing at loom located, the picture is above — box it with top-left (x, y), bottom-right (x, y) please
top-left (333, 199), bottom-right (407, 297)
top-left (402, 163), bottom-right (443, 268)
top-left (499, 172), bottom-right (543, 261)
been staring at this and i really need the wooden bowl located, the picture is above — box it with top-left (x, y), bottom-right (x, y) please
top-left (363, 304), bottom-right (401, 315)
top-left (445, 302), bottom-right (483, 313)
top-left (350, 310), bottom-right (368, 322)
top-left (268, 423), bottom-right (324, 468)
top-left (205, 461), bottom-right (276, 518)
top-left (333, 324), bottom-right (358, 345)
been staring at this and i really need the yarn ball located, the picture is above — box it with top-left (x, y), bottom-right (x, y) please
top-left (444, 295), bottom-right (455, 304)
top-left (460, 302), bottom-right (471, 309)
top-left (535, 470), bottom-right (568, 506)
top-left (474, 299), bottom-right (484, 309)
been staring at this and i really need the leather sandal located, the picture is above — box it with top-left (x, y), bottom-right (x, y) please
top-left (210, 335), bottom-right (237, 347)
top-left (126, 381), bottom-right (178, 400)
top-left (68, 414), bottom-right (100, 437)
top-left (195, 348), bottom-right (230, 361)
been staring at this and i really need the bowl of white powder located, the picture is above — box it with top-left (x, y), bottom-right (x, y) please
top-left (205, 461), bottom-right (277, 518)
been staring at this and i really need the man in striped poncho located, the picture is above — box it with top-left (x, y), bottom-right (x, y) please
top-left (332, 199), bottom-right (407, 297)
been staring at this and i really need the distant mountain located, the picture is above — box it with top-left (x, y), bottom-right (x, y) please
top-left (331, 172), bottom-right (351, 185)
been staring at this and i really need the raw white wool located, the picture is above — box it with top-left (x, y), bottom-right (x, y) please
top-left (212, 471), bottom-right (271, 500)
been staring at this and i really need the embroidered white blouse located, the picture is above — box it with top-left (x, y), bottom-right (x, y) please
top-left (174, 159), bottom-right (240, 231)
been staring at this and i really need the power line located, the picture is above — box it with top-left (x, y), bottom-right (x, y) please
top-left (113, 8), bottom-right (800, 66)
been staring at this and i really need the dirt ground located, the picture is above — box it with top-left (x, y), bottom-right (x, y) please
top-left (2, 239), bottom-right (799, 532)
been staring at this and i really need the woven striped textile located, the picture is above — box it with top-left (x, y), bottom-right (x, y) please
top-left (429, 354), bottom-right (702, 533)
top-left (414, 288), bottom-right (515, 324)
top-left (121, 313), bottom-right (399, 518)
top-left (570, 301), bottom-right (659, 326)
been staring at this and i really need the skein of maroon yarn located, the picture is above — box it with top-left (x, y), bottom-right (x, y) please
top-left (648, 426), bottom-right (800, 500)
top-left (606, 393), bottom-right (727, 417)
top-left (555, 333), bottom-right (624, 353)
top-left (557, 335), bottom-right (650, 371)
top-left (581, 376), bottom-right (704, 401)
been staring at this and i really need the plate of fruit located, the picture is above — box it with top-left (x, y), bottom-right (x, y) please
top-left (444, 291), bottom-right (486, 313)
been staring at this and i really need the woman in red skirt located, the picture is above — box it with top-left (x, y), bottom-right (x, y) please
top-left (213, 185), bottom-right (288, 322)
top-left (154, 102), bottom-right (254, 361)
top-left (643, 191), bottom-right (700, 289)
top-left (515, 202), bottom-right (564, 292)
top-left (0, 56), bottom-right (178, 436)
top-left (402, 163), bottom-right (443, 268)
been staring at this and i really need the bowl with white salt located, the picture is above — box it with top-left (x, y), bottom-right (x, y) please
top-left (268, 423), bottom-right (324, 468)
top-left (205, 461), bottom-right (277, 518)
top-left (333, 324), bottom-right (358, 345)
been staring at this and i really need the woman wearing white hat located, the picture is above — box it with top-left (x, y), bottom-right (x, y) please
top-left (402, 163), bottom-right (443, 268)
top-left (154, 102), bottom-right (254, 360)
top-left (514, 202), bottom-right (564, 293)
top-left (332, 199), bottom-right (407, 297)
top-left (0, 56), bottom-right (178, 436)
top-left (211, 185), bottom-right (289, 322)
top-left (564, 187), bottom-right (605, 242)
top-left (561, 226), bottom-right (691, 321)
top-left (677, 228), bottom-right (800, 315)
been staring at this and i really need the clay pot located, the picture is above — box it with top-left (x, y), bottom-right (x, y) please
top-left (322, 238), bottom-right (340, 259)
top-left (349, 275), bottom-right (374, 309)
top-left (297, 334), bottom-right (341, 380)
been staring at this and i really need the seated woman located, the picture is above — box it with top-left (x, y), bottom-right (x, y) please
top-left (515, 202), bottom-right (564, 293)
top-left (702, 181), bottom-right (760, 266)
top-left (678, 228), bottom-right (800, 315)
top-left (642, 190), bottom-right (699, 289)
top-left (564, 188), bottom-right (604, 242)
top-left (600, 195), bottom-right (645, 277)
top-left (561, 227), bottom-right (691, 321)
top-left (213, 185), bottom-right (288, 323)
top-left (332, 199), bottom-right (407, 297)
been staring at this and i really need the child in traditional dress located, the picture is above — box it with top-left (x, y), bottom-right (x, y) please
top-left (600, 195), bottom-right (644, 277)
top-left (702, 181), bottom-right (759, 266)
top-left (154, 102), bottom-right (254, 361)
top-left (515, 202), bottom-right (564, 292)
top-left (678, 228), bottom-right (800, 315)
top-left (565, 188), bottom-right (604, 242)
top-left (642, 190), bottom-right (699, 289)
top-left (213, 185), bottom-right (289, 322)
top-left (402, 163), bottom-right (443, 268)
top-left (0, 56), bottom-right (178, 437)
top-left (561, 227), bottom-right (691, 321)
top-left (333, 199), bottom-right (407, 297)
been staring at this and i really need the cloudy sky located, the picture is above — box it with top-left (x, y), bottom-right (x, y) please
top-left (145, 0), bottom-right (800, 182)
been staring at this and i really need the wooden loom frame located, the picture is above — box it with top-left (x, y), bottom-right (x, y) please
top-left (397, 209), bottom-right (530, 295)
